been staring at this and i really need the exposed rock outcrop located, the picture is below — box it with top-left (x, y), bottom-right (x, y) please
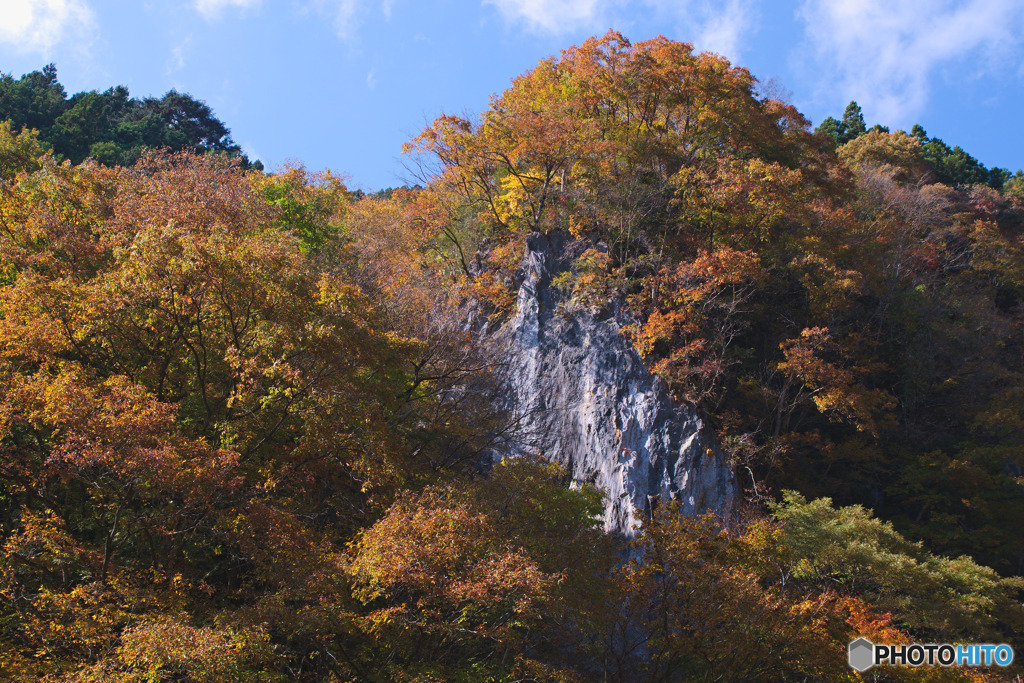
top-left (492, 231), bottom-right (736, 535)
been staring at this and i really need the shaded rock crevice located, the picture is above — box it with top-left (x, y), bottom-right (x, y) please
top-left (492, 231), bottom-right (736, 535)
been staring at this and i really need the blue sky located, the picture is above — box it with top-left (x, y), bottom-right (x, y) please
top-left (1, 0), bottom-right (1023, 191)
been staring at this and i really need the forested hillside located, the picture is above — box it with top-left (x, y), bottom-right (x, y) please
top-left (816, 100), bottom-right (1016, 190)
top-left (1, 33), bottom-right (1023, 681)
top-left (0, 65), bottom-right (258, 169)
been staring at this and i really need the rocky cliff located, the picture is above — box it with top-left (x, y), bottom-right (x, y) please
top-left (491, 231), bottom-right (736, 535)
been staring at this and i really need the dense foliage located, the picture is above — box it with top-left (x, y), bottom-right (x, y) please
top-left (0, 32), bottom-right (1022, 681)
top-left (403, 31), bottom-right (1024, 576)
top-left (816, 101), bottom-right (1015, 189)
top-left (0, 64), bottom-right (258, 169)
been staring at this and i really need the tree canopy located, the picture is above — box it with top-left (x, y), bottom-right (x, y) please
top-left (816, 101), bottom-right (1013, 189)
top-left (0, 32), bottom-right (1022, 681)
top-left (0, 64), bottom-right (259, 169)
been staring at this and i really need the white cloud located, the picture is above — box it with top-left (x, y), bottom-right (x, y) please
top-left (302, 0), bottom-right (360, 39)
top-left (693, 0), bottom-right (756, 63)
top-left (482, 0), bottom-right (757, 62)
top-left (381, 0), bottom-right (394, 20)
top-left (332, 0), bottom-right (359, 38)
top-left (0, 0), bottom-right (96, 54)
top-left (167, 34), bottom-right (193, 74)
top-left (366, 67), bottom-right (377, 89)
top-left (798, 0), bottom-right (1024, 124)
top-left (483, 0), bottom-right (603, 34)
top-left (241, 141), bottom-right (261, 166)
top-left (194, 0), bottom-right (261, 20)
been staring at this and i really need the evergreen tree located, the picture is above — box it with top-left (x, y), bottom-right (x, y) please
top-left (839, 100), bottom-right (866, 143)
top-left (815, 115), bottom-right (842, 144)
top-left (0, 64), bottom-right (260, 169)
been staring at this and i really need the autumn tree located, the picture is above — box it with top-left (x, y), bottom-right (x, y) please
top-left (402, 31), bottom-right (1024, 582)
top-left (2, 31), bottom-right (1023, 682)
top-left (0, 151), bottom-right (510, 680)
top-left (346, 457), bottom-right (610, 680)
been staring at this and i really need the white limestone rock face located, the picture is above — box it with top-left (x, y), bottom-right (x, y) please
top-left (493, 231), bottom-right (736, 535)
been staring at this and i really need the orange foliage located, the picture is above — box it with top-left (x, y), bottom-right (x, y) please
top-left (625, 247), bottom-right (763, 407)
top-left (778, 327), bottom-right (896, 437)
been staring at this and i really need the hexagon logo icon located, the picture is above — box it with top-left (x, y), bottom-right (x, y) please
top-left (849, 638), bottom-right (875, 672)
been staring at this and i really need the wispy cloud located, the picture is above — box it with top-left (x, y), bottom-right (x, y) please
top-left (194, 0), bottom-right (261, 20)
top-left (241, 141), bottom-right (261, 166)
top-left (482, 0), bottom-right (757, 62)
top-left (167, 34), bottom-right (193, 75)
top-left (302, 0), bottom-right (361, 39)
top-left (0, 0), bottom-right (96, 54)
top-left (366, 67), bottom-right (377, 89)
top-left (483, 0), bottom-right (603, 34)
top-left (691, 0), bottom-right (757, 62)
top-left (798, 0), bottom-right (1024, 124)
top-left (332, 0), bottom-right (359, 38)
